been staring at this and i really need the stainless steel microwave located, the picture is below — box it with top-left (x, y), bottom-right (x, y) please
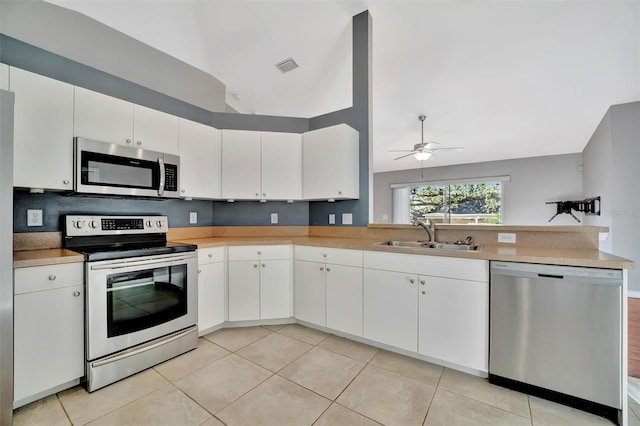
top-left (74, 137), bottom-right (180, 198)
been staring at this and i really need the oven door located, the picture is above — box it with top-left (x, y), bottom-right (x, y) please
top-left (86, 252), bottom-right (197, 361)
top-left (74, 137), bottom-right (180, 198)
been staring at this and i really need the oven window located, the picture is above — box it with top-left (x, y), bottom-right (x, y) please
top-left (107, 264), bottom-right (187, 337)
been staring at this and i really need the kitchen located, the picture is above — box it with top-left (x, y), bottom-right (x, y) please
top-left (1, 0), bottom-right (639, 425)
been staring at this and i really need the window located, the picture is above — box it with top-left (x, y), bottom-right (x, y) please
top-left (391, 177), bottom-right (506, 225)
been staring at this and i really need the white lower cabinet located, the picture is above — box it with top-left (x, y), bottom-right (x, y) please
top-left (197, 247), bottom-right (226, 334)
top-left (418, 275), bottom-right (488, 371)
top-left (363, 269), bottom-right (418, 352)
top-left (228, 245), bottom-right (291, 321)
top-left (14, 263), bottom-right (84, 404)
top-left (294, 246), bottom-right (363, 335)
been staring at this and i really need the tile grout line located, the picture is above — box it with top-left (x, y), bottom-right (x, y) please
top-left (54, 393), bottom-right (75, 426)
top-left (421, 365), bottom-right (445, 425)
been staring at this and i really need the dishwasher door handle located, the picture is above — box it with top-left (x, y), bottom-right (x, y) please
top-left (538, 273), bottom-right (564, 279)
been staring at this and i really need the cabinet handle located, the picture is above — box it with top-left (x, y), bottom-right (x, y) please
top-left (257, 251), bottom-right (262, 255)
top-left (126, 139), bottom-right (132, 144)
top-left (48, 275), bottom-right (56, 281)
top-left (208, 253), bottom-right (213, 258)
top-left (409, 279), bottom-right (415, 284)
top-left (320, 267), bottom-right (324, 271)
top-left (254, 264), bottom-right (258, 268)
top-left (263, 193), bottom-right (266, 196)
top-left (420, 280), bottom-right (425, 285)
top-left (73, 291), bottom-right (81, 297)
top-left (262, 264), bottom-right (266, 268)
top-left (63, 179), bottom-right (70, 185)
top-left (198, 269), bottom-right (202, 273)
top-left (326, 267), bottom-right (331, 272)
top-left (181, 189), bottom-right (186, 193)
top-left (256, 193), bottom-right (259, 197)
top-left (338, 191), bottom-right (343, 195)
top-left (323, 253), bottom-right (327, 258)
top-left (136, 140), bottom-right (142, 146)
top-left (422, 291), bottom-right (426, 295)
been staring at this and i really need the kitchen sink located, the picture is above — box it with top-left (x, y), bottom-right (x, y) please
top-left (376, 240), bottom-right (483, 252)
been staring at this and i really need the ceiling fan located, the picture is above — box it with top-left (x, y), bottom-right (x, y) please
top-left (390, 115), bottom-right (463, 161)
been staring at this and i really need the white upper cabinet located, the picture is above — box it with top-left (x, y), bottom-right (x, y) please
top-left (0, 63), bottom-right (8, 90)
top-left (133, 104), bottom-right (179, 154)
top-left (221, 130), bottom-right (262, 199)
top-left (178, 118), bottom-right (221, 199)
top-left (302, 124), bottom-right (359, 200)
top-left (74, 87), bottom-right (179, 154)
top-left (221, 130), bottom-right (302, 200)
top-left (74, 86), bottom-right (133, 146)
top-left (261, 131), bottom-right (301, 200)
top-left (11, 67), bottom-right (74, 191)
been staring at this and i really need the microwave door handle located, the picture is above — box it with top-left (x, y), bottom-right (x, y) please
top-left (157, 157), bottom-right (165, 196)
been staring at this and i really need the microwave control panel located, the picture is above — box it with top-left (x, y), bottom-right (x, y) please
top-left (165, 164), bottom-right (178, 192)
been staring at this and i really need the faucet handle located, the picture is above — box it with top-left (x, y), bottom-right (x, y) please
top-left (464, 236), bottom-right (473, 245)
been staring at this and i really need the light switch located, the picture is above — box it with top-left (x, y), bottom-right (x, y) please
top-left (342, 213), bottom-right (353, 225)
top-left (271, 213), bottom-right (278, 224)
top-left (27, 209), bottom-right (43, 227)
top-left (189, 212), bottom-right (197, 224)
top-left (329, 214), bottom-right (336, 225)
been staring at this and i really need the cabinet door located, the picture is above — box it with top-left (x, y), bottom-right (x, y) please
top-left (419, 276), bottom-right (488, 371)
top-left (0, 63), bottom-right (8, 90)
top-left (261, 132), bottom-right (301, 200)
top-left (364, 269), bottom-right (418, 352)
top-left (133, 104), bottom-right (179, 154)
top-left (326, 264), bottom-right (363, 336)
top-left (221, 130), bottom-right (261, 199)
top-left (14, 285), bottom-right (84, 402)
top-left (179, 119), bottom-right (221, 199)
top-left (198, 262), bottom-right (225, 334)
top-left (260, 259), bottom-right (291, 319)
top-left (302, 124), bottom-right (359, 200)
top-left (294, 260), bottom-right (326, 326)
top-left (228, 260), bottom-right (260, 321)
top-left (74, 86), bottom-right (134, 146)
top-left (11, 67), bottom-right (74, 190)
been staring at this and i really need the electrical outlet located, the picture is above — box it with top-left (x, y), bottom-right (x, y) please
top-left (498, 233), bottom-right (516, 244)
top-left (27, 209), bottom-right (43, 227)
top-left (328, 214), bottom-right (336, 225)
top-left (342, 213), bottom-right (353, 225)
top-left (270, 213), bottom-right (278, 224)
top-left (189, 212), bottom-right (197, 224)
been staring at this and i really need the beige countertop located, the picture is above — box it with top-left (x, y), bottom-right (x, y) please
top-left (13, 236), bottom-right (634, 270)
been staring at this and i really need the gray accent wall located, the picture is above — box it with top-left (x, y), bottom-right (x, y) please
top-left (583, 101), bottom-right (640, 292)
top-left (373, 153), bottom-right (584, 226)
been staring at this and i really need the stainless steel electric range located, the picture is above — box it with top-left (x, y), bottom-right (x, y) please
top-left (63, 215), bottom-right (198, 392)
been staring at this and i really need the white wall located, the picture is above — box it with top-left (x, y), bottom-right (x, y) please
top-left (373, 153), bottom-right (584, 226)
top-left (583, 101), bottom-right (640, 292)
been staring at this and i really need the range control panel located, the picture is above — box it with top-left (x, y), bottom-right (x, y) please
top-left (64, 215), bottom-right (169, 236)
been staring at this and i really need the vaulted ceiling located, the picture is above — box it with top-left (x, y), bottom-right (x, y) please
top-left (47, 0), bottom-right (639, 173)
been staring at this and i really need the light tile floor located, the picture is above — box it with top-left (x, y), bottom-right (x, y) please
top-left (13, 324), bottom-right (635, 425)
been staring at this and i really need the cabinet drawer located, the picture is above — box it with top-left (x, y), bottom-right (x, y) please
top-left (228, 245), bottom-right (290, 261)
top-left (198, 247), bottom-right (226, 265)
top-left (364, 251), bottom-right (488, 282)
top-left (295, 246), bottom-right (363, 267)
top-left (15, 263), bottom-right (84, 295)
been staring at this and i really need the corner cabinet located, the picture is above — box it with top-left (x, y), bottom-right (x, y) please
top-left (14, 263), bottom-right (84, 406)
top-left (221, 130), bottom-right (301, 201)
top-left (179, 119), bottom-right (222, 199)
top-left (197, 247), bottom-right (226, 335)
top-left (228, 245), bottom-right (292, 321)
top-left (302, 124), bottom-right (359, 200)
top-left (74, 86), bottom-right (179, 154)
top-left (10, 67), bottom-right (74, 191)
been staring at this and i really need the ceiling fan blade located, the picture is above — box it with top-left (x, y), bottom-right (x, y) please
top-left (393, 153), bottom-right (417, 160)
top-left (435, 147), bottom-right (464, 151)
top-left (388, 149), bottom-right (414, 152)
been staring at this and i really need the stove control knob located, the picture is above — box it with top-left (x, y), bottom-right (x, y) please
top-left (156, 220), bottom-right (164, 228)
top-left (146, 220), bottom-right (154, 228)
top-left (89, 220), bottom-right (99, 229)
top-left (73, 220), bottom-right (85, 229)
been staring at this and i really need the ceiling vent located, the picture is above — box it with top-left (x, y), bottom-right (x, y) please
top-left (275, 58), bottom-right (299, 73)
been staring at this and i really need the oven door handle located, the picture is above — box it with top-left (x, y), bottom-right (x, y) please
top-left (90, 254), bottom-right (195, 270)
top-left (157, 157), bottom-right (165, 197)
top-left (91, 325), bottom-right (197, 368)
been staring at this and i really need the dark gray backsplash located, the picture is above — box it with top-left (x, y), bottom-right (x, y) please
top-left (13, 191), bottom-right (311, 233)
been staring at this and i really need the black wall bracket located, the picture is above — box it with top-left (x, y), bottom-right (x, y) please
top-left (546, 196), bottom-right (601, 223)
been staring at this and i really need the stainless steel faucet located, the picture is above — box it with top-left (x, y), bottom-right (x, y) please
top-left (413, 219), bottom-right (436, 242)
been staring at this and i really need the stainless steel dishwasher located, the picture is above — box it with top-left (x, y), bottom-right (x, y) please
top-left (489, 261), bottom-right (623, 424)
